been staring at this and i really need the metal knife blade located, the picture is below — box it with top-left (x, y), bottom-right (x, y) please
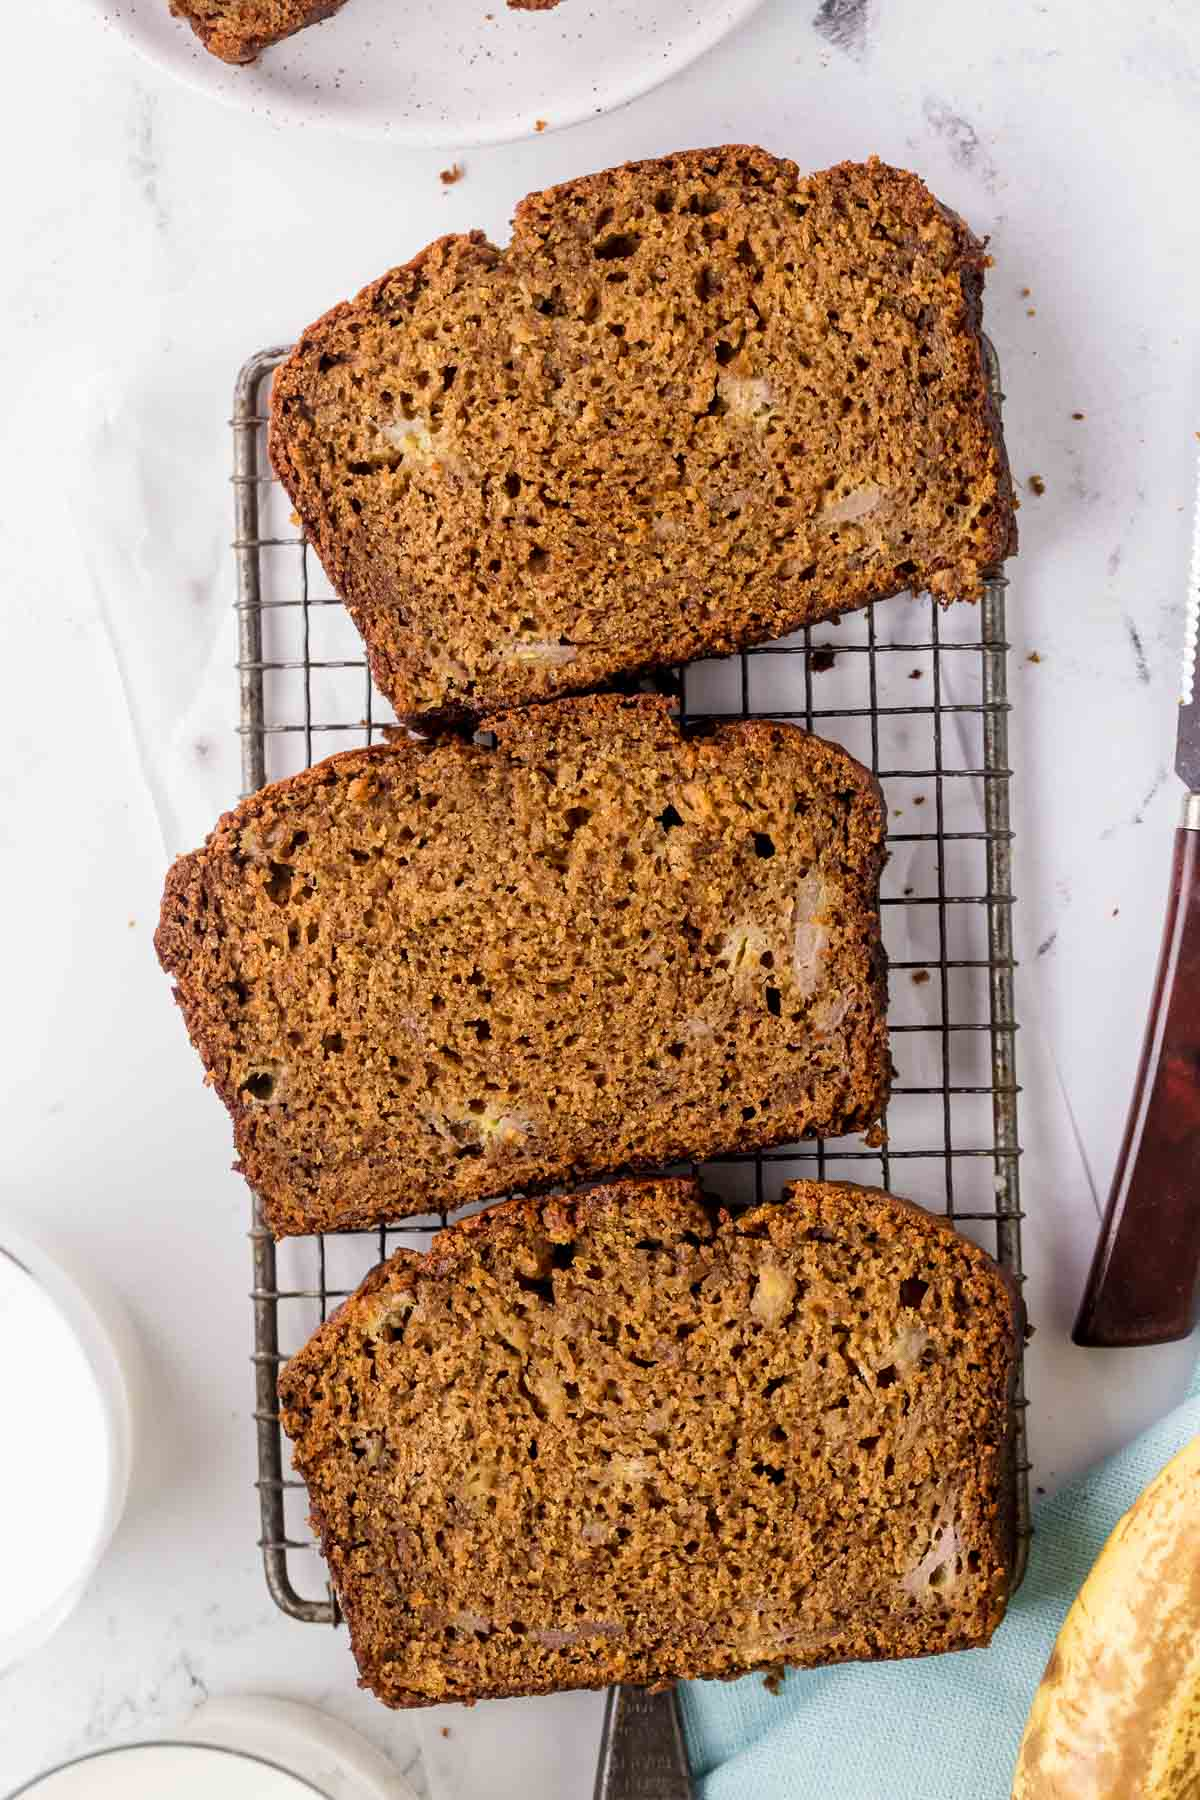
top-left (594, 1687), bottom-right (691, 1800)
top-left (1177, 451), bottom-right (1200, 794)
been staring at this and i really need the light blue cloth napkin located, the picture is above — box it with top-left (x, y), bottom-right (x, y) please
top-left (681, 1369), bottom-right (1200, 1799)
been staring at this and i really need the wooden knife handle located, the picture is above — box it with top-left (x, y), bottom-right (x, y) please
top-left (1074, 822), bottom-right (1200, 1346)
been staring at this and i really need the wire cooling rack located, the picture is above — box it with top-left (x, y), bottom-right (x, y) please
top-left (234, 343), bottom-right (1029, 1626)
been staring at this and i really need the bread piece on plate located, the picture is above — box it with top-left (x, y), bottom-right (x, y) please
top-left (155, 695), bottom-right (888, 1236)
top-left (270, 148), bottom-right (1015, 717)
top-left (169, 0), bottom-right (347, 63)
top-left (279, 1174), bottom-right (1021, 1706)
top-left (170, 0), bottom-right (561, 59)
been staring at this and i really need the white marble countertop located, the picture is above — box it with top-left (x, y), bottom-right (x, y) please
top-left (2, 0), bottom-right (1198, 1792)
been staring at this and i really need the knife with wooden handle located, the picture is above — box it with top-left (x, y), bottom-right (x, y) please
top-left (1074, 458), bottom-right (1200, 1347)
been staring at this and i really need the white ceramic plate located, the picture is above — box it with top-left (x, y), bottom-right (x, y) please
top-left (8, 1744), bottom-right (325, 1800)
top-left (94, 0), bottom-right (766, 147)
top-left (185, 1696), bottom-right (421, 1800)
top-left (7, 1700), bottom-right (421, 1800)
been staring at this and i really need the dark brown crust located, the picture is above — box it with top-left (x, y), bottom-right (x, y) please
top-left (279, 1175), bottom-right (1021, 1707)
top-left (269, 147), bottom-right (1016, 721)
top-left (810, 1181), bottom-right (1025, 1598)
top-left (956, 255), bottom-right (1018, 565)
top-left (169, 0), bottom-right (347, 61)
top-left (267, 230), bottom-right (487, 720)
top-left (155, 695), bottom-right (890, 1236)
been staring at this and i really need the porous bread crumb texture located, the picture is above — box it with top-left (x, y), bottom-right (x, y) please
top-left (278, 1176), bottom-right (1020, 1707)
top-left (154, 695), bottom-right (888, 1237)
top-left (270, 147), bottom-right (1016, 718)
top-left (168, 0), bottom-right (347, 61)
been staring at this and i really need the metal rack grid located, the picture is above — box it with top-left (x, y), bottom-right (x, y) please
top-left (235, 343), bottom-right (1029, 1627)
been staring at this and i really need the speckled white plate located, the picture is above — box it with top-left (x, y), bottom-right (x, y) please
top-left (94, 0), bottom-right (766, 146)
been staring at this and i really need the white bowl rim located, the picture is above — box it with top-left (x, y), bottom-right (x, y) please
top-left (0, 1228), bottom-right (141, 1673)
top-left (5, 1741), bottom-right (330, 1800)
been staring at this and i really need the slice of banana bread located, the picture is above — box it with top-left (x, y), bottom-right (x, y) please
top-left (279, 1175), bottom-right (1021, 1707)
top-left (270, 148), bottom-right (1015, 718)
top-left (169, 0), bottom-right (347, 61)
top-left (171, 0), bottom-right (560, 62)
top-left (155, 695), bottom-right (888, 1237)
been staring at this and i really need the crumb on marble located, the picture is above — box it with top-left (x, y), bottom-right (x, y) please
top-left (909, 667), bottom-right (922, 679)
top-left (809, 646), bottom-right (837, 673)
top-left (1112, 906), bottom-right (1120, 917)
top-left (1027, 650), bottom-right (1043, 664)
top-left (913, 795), bottom-right (926, 807)
top-left (440, 164), bottom-right (464, 186)
top-left (441, 1726), bottom-right (451, 1738)
top-left (903, 885), bottom-right (915, 896)
top-left (763, 1667), bottom-right (785, 1695)
top-left (535, 118), bottom-right (548, 131)
top-left (1019, 286), bottom-right (1031, 297)
top-left (1028, 475), bottom-right (1046, 496)
top-left (128, 918), bottom-right (136, 929)
top-left (911, 969), bottom-right (931, 986)
top-left (1026, 307), bottom-right (1037, 317)
top-left (1072, 411), bottom-right (1085, 420)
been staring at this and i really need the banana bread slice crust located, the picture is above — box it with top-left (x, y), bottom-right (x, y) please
top-left (155, 695), bottom-right (889, 1236)
top-left (279, 1175), bottom-right (1021, 1706)
top-left (270, 148), bottom-right (1015, 717)
top-left (169, 0), bottom-right (347, 61)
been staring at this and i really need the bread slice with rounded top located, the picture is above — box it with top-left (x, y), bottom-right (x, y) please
top-left (278, 1174), bottom-right (1021, 1707)
top-left (155, 694), bottom-right (888, 1236)
top-left (270, 147), bottom-right (1015, 718)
